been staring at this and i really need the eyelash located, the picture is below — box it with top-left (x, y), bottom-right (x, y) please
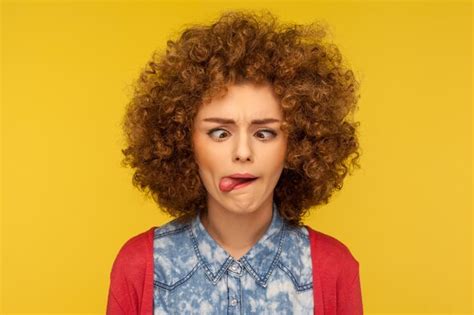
top-left (207, 128), bottom-right (277, 142)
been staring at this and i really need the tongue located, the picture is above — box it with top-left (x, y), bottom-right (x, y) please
top-left (219, 177), bottom-right (249, 192)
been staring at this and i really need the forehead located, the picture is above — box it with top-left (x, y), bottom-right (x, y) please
top-left (196, 83), bottom-right (282, 119)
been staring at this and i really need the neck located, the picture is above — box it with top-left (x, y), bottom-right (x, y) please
top-left (200, 196), bottom-right (274, 260)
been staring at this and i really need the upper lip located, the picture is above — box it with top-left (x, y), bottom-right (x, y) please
top-left (226, 172), bottom-right (258, 179)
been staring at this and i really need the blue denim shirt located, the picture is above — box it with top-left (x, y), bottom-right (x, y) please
top-left (153, 202), bottom-right (314, 314)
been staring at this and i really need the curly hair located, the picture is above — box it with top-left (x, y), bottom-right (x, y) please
top-left (121, 10), bottom-right (361, 227)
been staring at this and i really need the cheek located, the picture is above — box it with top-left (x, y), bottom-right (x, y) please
top-left (192, 134), bottom-right (226, 170)
top-left (262, 141), bottom-right (287, 170)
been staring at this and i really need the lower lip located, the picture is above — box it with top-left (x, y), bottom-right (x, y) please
top-left (233, 178), bottom-right (258, 190)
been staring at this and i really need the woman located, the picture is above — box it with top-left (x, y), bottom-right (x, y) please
top-left (107, 10), bottom-right (363, 314)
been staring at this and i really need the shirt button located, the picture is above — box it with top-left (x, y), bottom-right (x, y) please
top-left (229, 262), bottom-right (241, 274)
top-left (230, 298), bottom-right (238, 306)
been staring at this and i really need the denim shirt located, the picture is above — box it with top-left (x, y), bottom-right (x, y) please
top-left (153, 202), bottom-right (314, 314)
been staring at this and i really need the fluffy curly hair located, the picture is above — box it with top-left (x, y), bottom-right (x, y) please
top-left (121, 10), bottom-right (361, 227)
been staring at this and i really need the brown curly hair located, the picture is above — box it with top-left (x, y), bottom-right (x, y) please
top-left (121, 10), bottom-right (361, 227)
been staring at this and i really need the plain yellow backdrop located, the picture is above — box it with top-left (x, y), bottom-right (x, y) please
top-left (1, 0), bottom-right (472, 314)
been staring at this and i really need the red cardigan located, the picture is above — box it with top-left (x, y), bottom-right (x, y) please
top-left (106, 225), bottom-right (363, 314)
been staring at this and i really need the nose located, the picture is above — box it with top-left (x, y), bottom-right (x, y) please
top-left (233, 132), bottom-right (253, 162)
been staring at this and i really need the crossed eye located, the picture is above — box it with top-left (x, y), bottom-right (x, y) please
top-left (208, 128), bottom-right (276, 141)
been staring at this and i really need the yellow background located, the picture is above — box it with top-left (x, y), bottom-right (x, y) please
top-left (1, 0), bottom-right (472, 314)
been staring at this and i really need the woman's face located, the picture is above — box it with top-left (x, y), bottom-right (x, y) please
top-left (192, 82), bottom-right (288, 215)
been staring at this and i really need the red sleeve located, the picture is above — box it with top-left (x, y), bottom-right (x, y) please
top-left (308, 226), bottom-right (364, 314)
top-left (106, 230), bottom-right (151, 315)
top-left (107, 288), bottom-right (127, 315)
top-left (336, 254), bottom-right (363, 314)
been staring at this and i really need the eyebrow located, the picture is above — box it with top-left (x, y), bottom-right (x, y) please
top-left (202, 117), bottom-right (281, 125)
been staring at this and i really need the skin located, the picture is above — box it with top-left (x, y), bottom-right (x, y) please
top-left (192, 82), bottom-right (288, 260)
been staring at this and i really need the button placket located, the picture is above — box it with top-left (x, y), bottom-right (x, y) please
top-left (227, 261), bottom-right (242, 314)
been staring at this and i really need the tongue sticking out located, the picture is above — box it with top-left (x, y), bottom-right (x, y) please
top-left (219, 177), bottom-right (255, 192)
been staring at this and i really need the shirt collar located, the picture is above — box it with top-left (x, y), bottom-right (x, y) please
top-left (189, 201), bottom-right (286, 288)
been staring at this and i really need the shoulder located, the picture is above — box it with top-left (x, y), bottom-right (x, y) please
top-left (107, 227), bottom-right (156, 312)
top-left (277, 225), bottom-right (313, 289)
top-left (305, 225), bottom-right (360, 279)
top-left (110, 226), bottom-right (156, 276)
top-left (154, 217), bottom-right (190, 239)
top-left (153, 219), bottom-right (200, 290)
top-left (304, 227), bottom-right (363, 313)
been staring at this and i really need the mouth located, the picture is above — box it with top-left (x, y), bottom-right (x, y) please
top-left (219, 176), bottom-right (259, 192)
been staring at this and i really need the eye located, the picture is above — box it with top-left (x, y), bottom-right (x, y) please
top-left (256, 130), bottom-right (276, 141)
top-left (207, 128), bottom-right (276, 141)
top-left (207, 128), bottom-right (230, 141)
